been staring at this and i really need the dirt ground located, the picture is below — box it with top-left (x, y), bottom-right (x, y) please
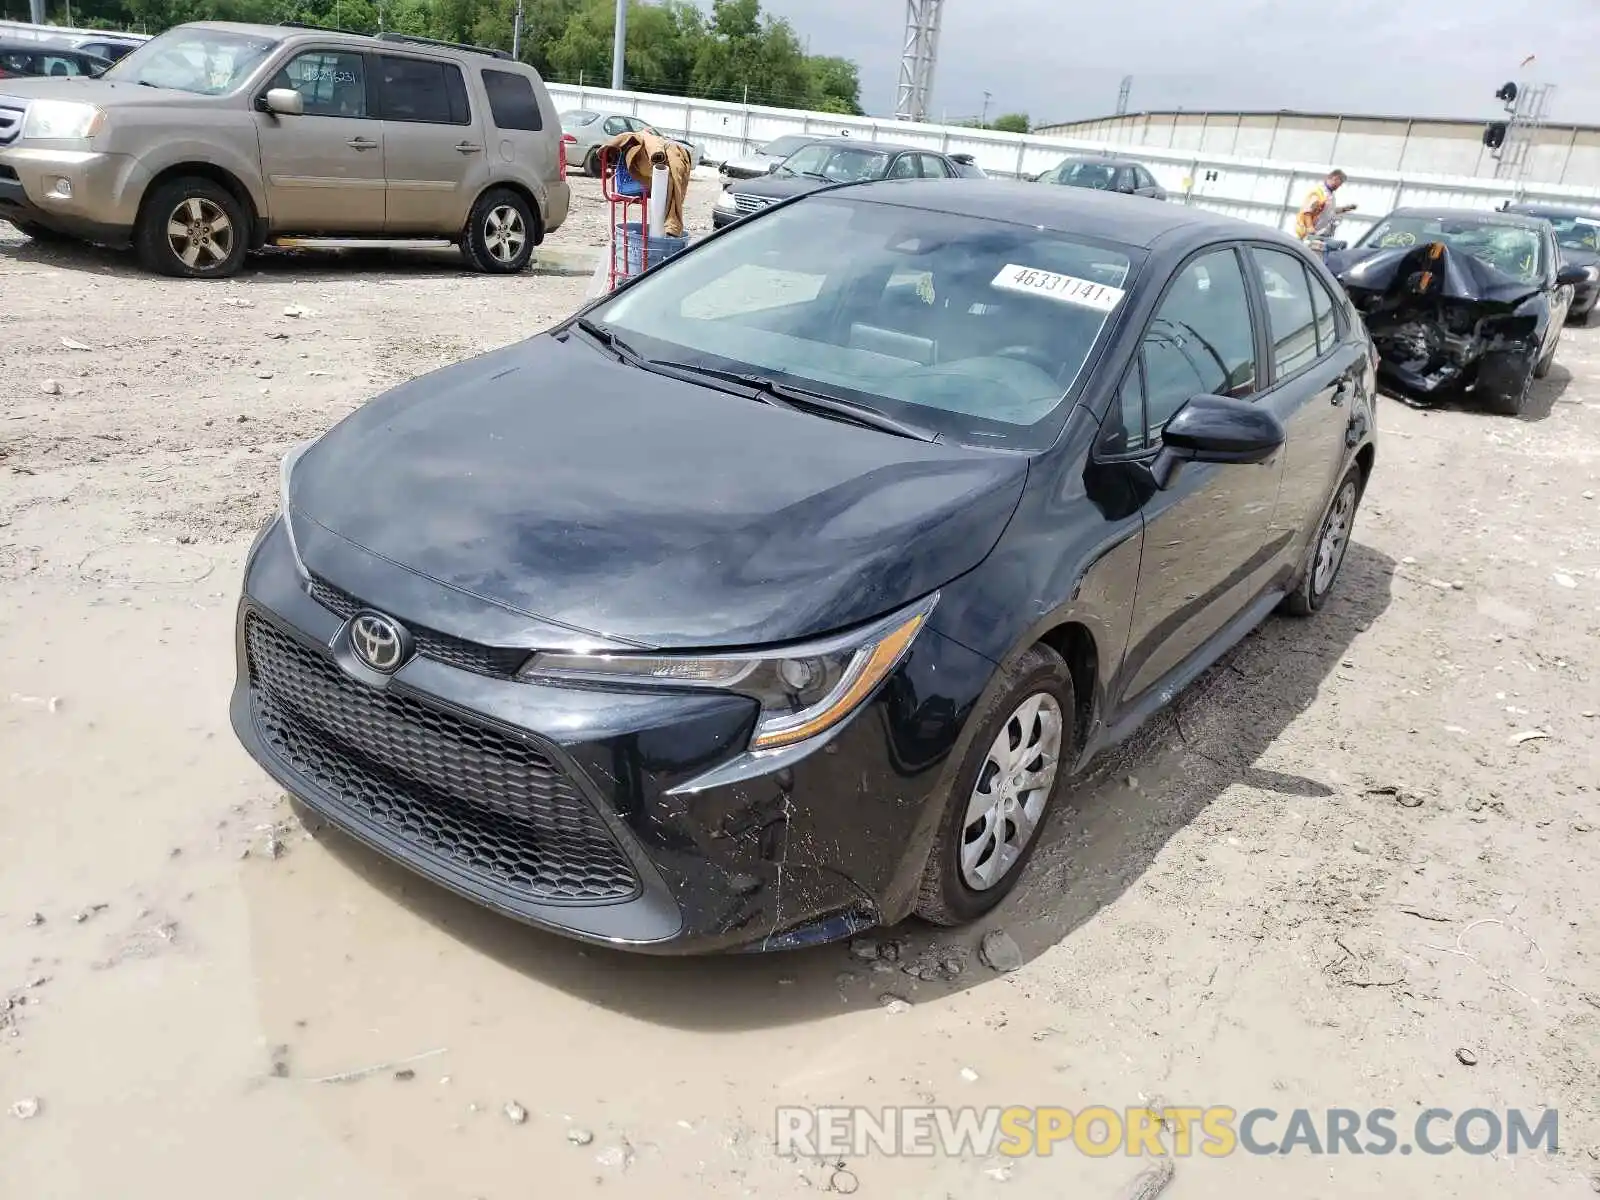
top-left (3, 176), bottom-right (1599, 1200)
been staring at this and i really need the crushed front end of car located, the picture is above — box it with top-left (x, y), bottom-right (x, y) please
top-left (1331, 241), bottom-right (1541, 396)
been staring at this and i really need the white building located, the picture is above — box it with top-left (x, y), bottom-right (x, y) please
top-left (1033, 109), bottom-right (1600, 189)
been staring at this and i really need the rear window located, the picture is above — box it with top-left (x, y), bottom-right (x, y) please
top-left (482, 68), bottom-right (543, 131)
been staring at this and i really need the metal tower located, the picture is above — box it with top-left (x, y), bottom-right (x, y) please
top-left (1116, 75), bottom-right (1132, 116)
top-left (895, 0), bottom-right (944, 122)
top-left (1488, 81), bottom-right (1554, 184)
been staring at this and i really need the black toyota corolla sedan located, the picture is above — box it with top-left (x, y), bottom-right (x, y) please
top-left (232, 181), bottom-right (1377, 954)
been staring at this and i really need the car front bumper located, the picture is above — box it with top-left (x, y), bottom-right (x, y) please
top-left (229, 517), bottom-right (995, 954)
top-left (0, 145), bottom-right (145, 244)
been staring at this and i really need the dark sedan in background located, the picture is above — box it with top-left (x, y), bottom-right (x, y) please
top-left (1504, 202), bottom-right (1600, 323)
top-left (1329, 207), bottom-right (1582, 415)
top-left (712, 139), bottom-right (976, 227)
top-left (1035, 155), bottom-right (1167, 200)
top-left (235, 181), bottom-right (1376, 954)
top-left (0, 40), bottom-right (110, 78)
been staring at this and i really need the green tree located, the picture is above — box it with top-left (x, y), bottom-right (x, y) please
top-left (546, 0), bottom-right (699, 92)
top-left (805, 54), bottom-right (860, 114)
top-left (991, 112), bottom-right (1029, 134)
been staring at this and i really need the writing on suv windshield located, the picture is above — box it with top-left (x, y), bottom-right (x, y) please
top-left (593, 197), bottom-right (1138, 448)
top-left (108, 29), bottom-right (279, 95)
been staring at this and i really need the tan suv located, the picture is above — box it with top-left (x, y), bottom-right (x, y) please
top-left (0, 21), bottom-right (569, 278)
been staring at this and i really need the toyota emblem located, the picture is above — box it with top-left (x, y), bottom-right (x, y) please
top-left (350, 611), bottom-right (407, 673)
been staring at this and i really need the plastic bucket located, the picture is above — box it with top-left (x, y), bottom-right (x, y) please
top-left (613, 221), bottom-right (689, 277)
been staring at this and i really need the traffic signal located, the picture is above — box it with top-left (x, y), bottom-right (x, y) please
top-left (1483, 121), bottom-right (1507, 150)
top-left (1496, 81), bottom-right (1519, 106)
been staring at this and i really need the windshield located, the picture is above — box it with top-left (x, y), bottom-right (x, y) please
top-left (780, 143), bottom-right (892, 183)
top-left (106, 27), bottom-right (278, 95)
top-left (589, 197), bottom-right (1139, 449)
top-left (1529, 212), bottom-right (1600, 252)
top-left (760, 135), bottom-right (814, 158)
top-left (1361, 215), bottom-right (1547, 284)
top-left (1051, 160), bottom-right (1118, 189)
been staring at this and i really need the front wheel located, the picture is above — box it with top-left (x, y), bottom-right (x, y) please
top-left (462, 188), bottom-right (536, 274)
top-left (915, 645), bottom-right (1075, 926)
top-left (1477, 350), bottom-right (1535, 416)
top-left (134, 177), bottom-right (248, 278)
top-left (1281, 465), bottom-right (1363, 617)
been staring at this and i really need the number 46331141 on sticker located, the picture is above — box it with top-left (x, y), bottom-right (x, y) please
top-left (991, 263), bottom-right (1126, 313)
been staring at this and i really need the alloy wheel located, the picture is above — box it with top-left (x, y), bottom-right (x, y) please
top-left (483, 205), bottom-right (527, 265)
top-left (1313, 479), bottom-right (1357, 595)
top-left (959, 692), bottom-right (1063, 891)
top-left (166, 196), bottom-right (234, 271)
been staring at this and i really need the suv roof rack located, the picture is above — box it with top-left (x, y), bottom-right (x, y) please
top-left (375, 31), bottom-right (512, 60)
top-left (276, 22), bottom-right (513, 59)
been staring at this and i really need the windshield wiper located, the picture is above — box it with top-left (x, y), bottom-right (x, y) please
top-left (572, 315), bottom-right (647, 365)
top-left (649, 362), bottom-right (937, 441)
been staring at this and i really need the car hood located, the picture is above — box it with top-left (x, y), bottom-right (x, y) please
top-left (1559, 245), bottom-right (1600, 270)
top-left (1331, 241), bottom-right (1542, 306)
top-left (731, 173), bottom-right (831, 201)
top-left (288, 334), bottom-right (1029, 651)
top-left (722, 153), bottom-right (775, 172)
top-left (0, 76), bottom-right (216, 106)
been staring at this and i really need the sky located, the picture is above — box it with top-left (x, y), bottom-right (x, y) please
top-left (753, 0), bottom-right (1600, 127)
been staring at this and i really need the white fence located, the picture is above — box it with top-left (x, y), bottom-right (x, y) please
top-left (550, 82), bottom-right (1600, 242)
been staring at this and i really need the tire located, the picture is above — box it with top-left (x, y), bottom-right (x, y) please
top-left (134, 176), bottom-right (248, 279)
top-left (462, 188), bottom-right (536, 275)
top-left (584, 148), bottom-right (601, 177)
top-left (1533, 339), bottom-right (1556, 379)
top-left (1477, 350), bottom-right (1535, 416)
top-left (1281, 465), bottom-right (1363, 617)
top-left (915, 644), bottom-right (1076, 926)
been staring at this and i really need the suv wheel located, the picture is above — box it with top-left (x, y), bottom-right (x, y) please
top-left (915, 644), bottom-right (1075, 926)
top-left (135, 177), bottom-right (248, 279)
top-left (463, 189), bottom-right (536, 274)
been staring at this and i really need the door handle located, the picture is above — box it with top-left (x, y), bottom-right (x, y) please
top-left (346, 137), bottom-right (378, 150)
top-left (1331, 376), bottom-right (1352, 406)
top-left (455, 141), bottom-right (483, 154)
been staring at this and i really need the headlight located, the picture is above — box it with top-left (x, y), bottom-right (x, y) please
top-left (22, 100), bottom-right (105, 140)
top-left (521, 594), bottom-right (937, 751)
top-left (1585, 265), bottom-right (1599, 281)
top-left (279, 439), bottom-right (313, 578)
top-left (713, 189), bottom-right (737, 212)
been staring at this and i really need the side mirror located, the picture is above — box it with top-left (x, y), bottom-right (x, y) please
top-left (261, 88), bottom-right (304, 117)
top-left (1557, 263), bottom-right (1588, 287)
top-left (767, 160), bottom-right (782, 174)
top-left (1150, 394), bottom-right (1286, 489)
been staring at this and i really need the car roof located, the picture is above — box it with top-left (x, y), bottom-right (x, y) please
top-left (180, 21), bottom-right (519, 61)
top-left (838, 179), bottom-right (1267, 251)
top-left (1385, 206), bottom-right (1548, 229)
top-left (1507, 202), bottom-right (1599, 218)
top-left (1058, 155), bottom-right (1146, 168)
top-left (0, 39), bottom-right (97, 53)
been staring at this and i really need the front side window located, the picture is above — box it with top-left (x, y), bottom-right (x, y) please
top-left (887, 154), bottom-right (919, 180)
top-left (378, 56), bottom-right (467, 125)
top-left (591, 197), bottom-right (1139, 449)
top-left (270, 51), bottom-right (367, 118)
top-left (106, 27), bottom-right (279, 95)
top-left (1141, 247), bottom-right (1257, 438)
top-left (1253, 247), bottom-right (1319, 380)
top-left (483, 68), bottom-right (542, 131)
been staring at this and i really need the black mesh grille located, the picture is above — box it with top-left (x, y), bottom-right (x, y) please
top-left (246, 613), bottom-right (640, 903)
top-left (306, 576), bottom-right (529, 679)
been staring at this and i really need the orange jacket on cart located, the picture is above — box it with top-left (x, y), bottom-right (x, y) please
top-left (602, 130), bottom-right (693, 237)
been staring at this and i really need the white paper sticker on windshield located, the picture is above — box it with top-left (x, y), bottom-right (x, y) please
top-left (990, 264), bottom-right (1126, 311)
top-left (1576, 217), bottom-right (1600, 228)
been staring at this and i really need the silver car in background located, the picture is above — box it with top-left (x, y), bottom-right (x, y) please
top-left (719, 133), bottom-right (836, 182)
top-left (560, 108), bottom-right (704, 175)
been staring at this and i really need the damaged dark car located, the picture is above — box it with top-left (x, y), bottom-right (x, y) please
top-left (232, 182), bottom-right (1376, 954)
top-left (1328, 207), bottom-right (1582, 415)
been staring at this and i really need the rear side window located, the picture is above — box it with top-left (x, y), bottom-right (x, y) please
top-left (378, 55), bottom-right (469, 125)
top-left (482, 69), bottom-right (543, 130)
top-left (1252, 247), bottom-right (1319, 379)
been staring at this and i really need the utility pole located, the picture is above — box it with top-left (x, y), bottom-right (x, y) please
top-left (611, 0), bottom-right (627, 91)
top-left (1116, 75), bottom-right (1132, 116)
top-left (1483, 74), bottom-right (1554, 186)
top-left (979, 90), bottom-right (991, 129)
top-left (511, 0), bottom-right (523, 59)
top-left (28, 0), bottom-right (46, 22)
